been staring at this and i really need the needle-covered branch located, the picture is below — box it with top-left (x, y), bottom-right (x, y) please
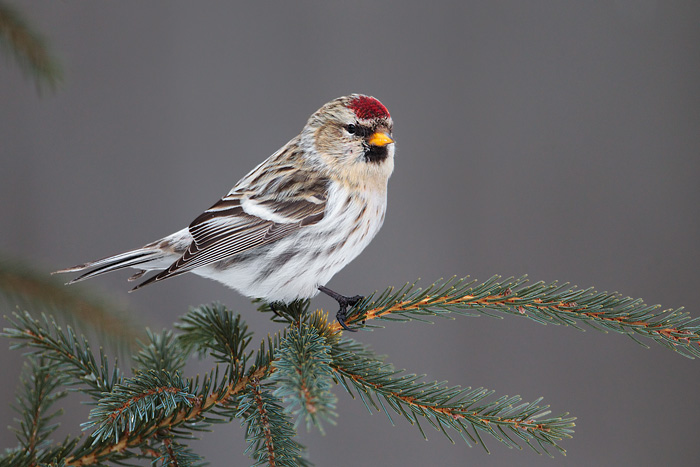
top-left (330, 338), bottom-right (574, 456)
top-left (60, 364), bottom-right (271, 467)
top-left (4, 311), bottom-right (122, 398)
top-left (2, 357), bottom-right (78, 467)
top-left (176, 302), bottom-right (254, 366)
top-left (237, 378), bottom-right (311, 467)
top-left (0, 3), bottom-right (63, 91)
top-left (155, 437), bottom-right (206, 467)
top-left (333, 275), bottom-right (699, 358)
top-left (2, 307), bottom-right (276, 466)
top-left (0, 256), bottom-right (144, 353)
top-left (270, 324), bottom-right (338, 433)
top-left (133, 329), bottom-right (189, 374)
top-left (83, 370), bottom-right (198, 444)
top-left (2, 273), bottom-right (695, 465)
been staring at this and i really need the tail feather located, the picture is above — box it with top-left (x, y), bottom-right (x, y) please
top-left (130, 267), bottom-right (188, 292)
top-left (53, 249), bottom-right (166, 284)
top-left (127, 269), bottom-right (148, 281)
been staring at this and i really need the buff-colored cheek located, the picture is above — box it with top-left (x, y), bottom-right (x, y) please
top-left (313, 127), bottom-right (328, 151)
top-left (316, 127), bottom-right (342, 154)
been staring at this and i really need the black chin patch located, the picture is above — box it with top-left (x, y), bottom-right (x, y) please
top-left (364, 145), bottom-right (388, 163)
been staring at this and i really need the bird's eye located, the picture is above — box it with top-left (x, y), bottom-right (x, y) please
top-left (346, 124), bottom-right (356, 135)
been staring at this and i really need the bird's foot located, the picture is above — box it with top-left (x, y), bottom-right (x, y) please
top-left (318, 286), bottom-right (363, 332)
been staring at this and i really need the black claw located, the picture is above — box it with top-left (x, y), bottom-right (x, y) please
top-left (336, 308), bottom-right (354, 332)
top-left (346, 295), bottom-right (363, 306)
top-left (319, 286), bottom-right (363, 332)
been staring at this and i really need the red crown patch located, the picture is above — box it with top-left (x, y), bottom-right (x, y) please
top-left (347, 96), bottom-right (390, 120)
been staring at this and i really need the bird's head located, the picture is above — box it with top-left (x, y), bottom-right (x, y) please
top-left (301, 94), bottom-right (395, 188)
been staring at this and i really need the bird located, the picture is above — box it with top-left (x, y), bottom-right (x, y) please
top-left (54, 94), bottom-right (395, 331)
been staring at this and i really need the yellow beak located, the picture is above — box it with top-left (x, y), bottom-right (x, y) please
top-left (368, 131), bottom-right (394, 147)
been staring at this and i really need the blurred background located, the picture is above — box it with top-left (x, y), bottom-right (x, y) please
top-left (1, 1), bottom-right (699, 465)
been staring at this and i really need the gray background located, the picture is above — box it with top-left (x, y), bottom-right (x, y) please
top-left (1, 1), bottom-right (699, 466)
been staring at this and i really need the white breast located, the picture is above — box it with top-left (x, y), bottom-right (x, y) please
top-left (194, 181), bottom-right (388, 303)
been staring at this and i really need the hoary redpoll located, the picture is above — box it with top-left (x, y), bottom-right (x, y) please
top-left (55, 94), bottom-right (395, 330)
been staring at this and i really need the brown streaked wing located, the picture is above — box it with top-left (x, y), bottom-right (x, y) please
top-left (132, 178), bottom-right (328, 289)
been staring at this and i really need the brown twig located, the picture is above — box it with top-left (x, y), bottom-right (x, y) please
top-left (336, 363), bottom-right (559, 444)
top-left (330, 292), bottom-right (699, 352)
top-left (63, 366), bottom-right (270, 466)
top-left (250, 377), bottom-right (276, 467)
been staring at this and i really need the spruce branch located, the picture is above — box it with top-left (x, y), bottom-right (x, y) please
top-left (3, 272), bottom-right (693, 464)
top-left (83, 370), bottom-right (198, 444)
top-left (60, 366), bottom-right (270, 467)
top-left (58, 367), bottom-right (264, 466)
top-left (13, 357), bottom-right (67, 454)
top-left (2, 304), bottom-right (276, 466)
top-left (237, 378), bottom-right (310, 467)
top-left (3, 311), bottom-right (122, 398)
top-left (3, 356), bottom-right (78, 467)
top-left (0, 2), bottom-right (62, 91)
top-left (256, 299), bottom-right (311, 325)
top-left (270, 324), bottom-right (338, 433)
top-left (176, 302), bottom-right (254, 367)
top-left (333, 275), bottom-right (699, 358)
top-left (133, 329), bottom-right (189, 374)
top-left (330, 337), bottom-right (574, 456)
top-left (58, 306), bottom-right (290, 465)
top-left (57, 306), bottom-right (276, 465)
top-left (1, 255), bottom-right (145, 355)
top-left (155, 436), bottom-right (205, 467)
top-left (63, 371), bottom-right (257, 465)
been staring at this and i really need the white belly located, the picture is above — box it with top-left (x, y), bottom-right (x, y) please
top-left (194, 183), bottom-right (387, 302)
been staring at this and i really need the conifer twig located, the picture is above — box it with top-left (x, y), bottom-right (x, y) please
top-left (237, 377), bottom-right (310, 467)
top-left (250, 378), bottom-right (277, 465)
top-left (62, 366), bottom-right (270, 466)
top-left (3, 356), bottom-right (75, 466)
top-left (271, 324), bottom-right (338, 432)
top-left (4, 312), bottom-right (122, 398)
top-left (155, 435), bottom-right (205, 467)
top-left (0, 256), bottom-right (145, 352)
top-left (0, 2), bottom-right (62, 91)
top-left (330, 338), bottom-right (574, 455)
top-left (332, 275), bottom-right (699, 357)
top-left (3, 278), bottom-right (694, 465)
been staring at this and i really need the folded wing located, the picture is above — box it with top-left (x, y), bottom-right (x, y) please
top-left (132, 174), bottom-right (328, 290)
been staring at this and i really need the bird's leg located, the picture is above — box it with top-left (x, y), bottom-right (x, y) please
top-left (318, 285), bottom-right (363, 332)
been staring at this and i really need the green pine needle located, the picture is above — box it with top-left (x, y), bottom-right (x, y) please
top-left (271, 324), bottom-right (338, 433)
top-left (133, 329), bottom-right (190, 374)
